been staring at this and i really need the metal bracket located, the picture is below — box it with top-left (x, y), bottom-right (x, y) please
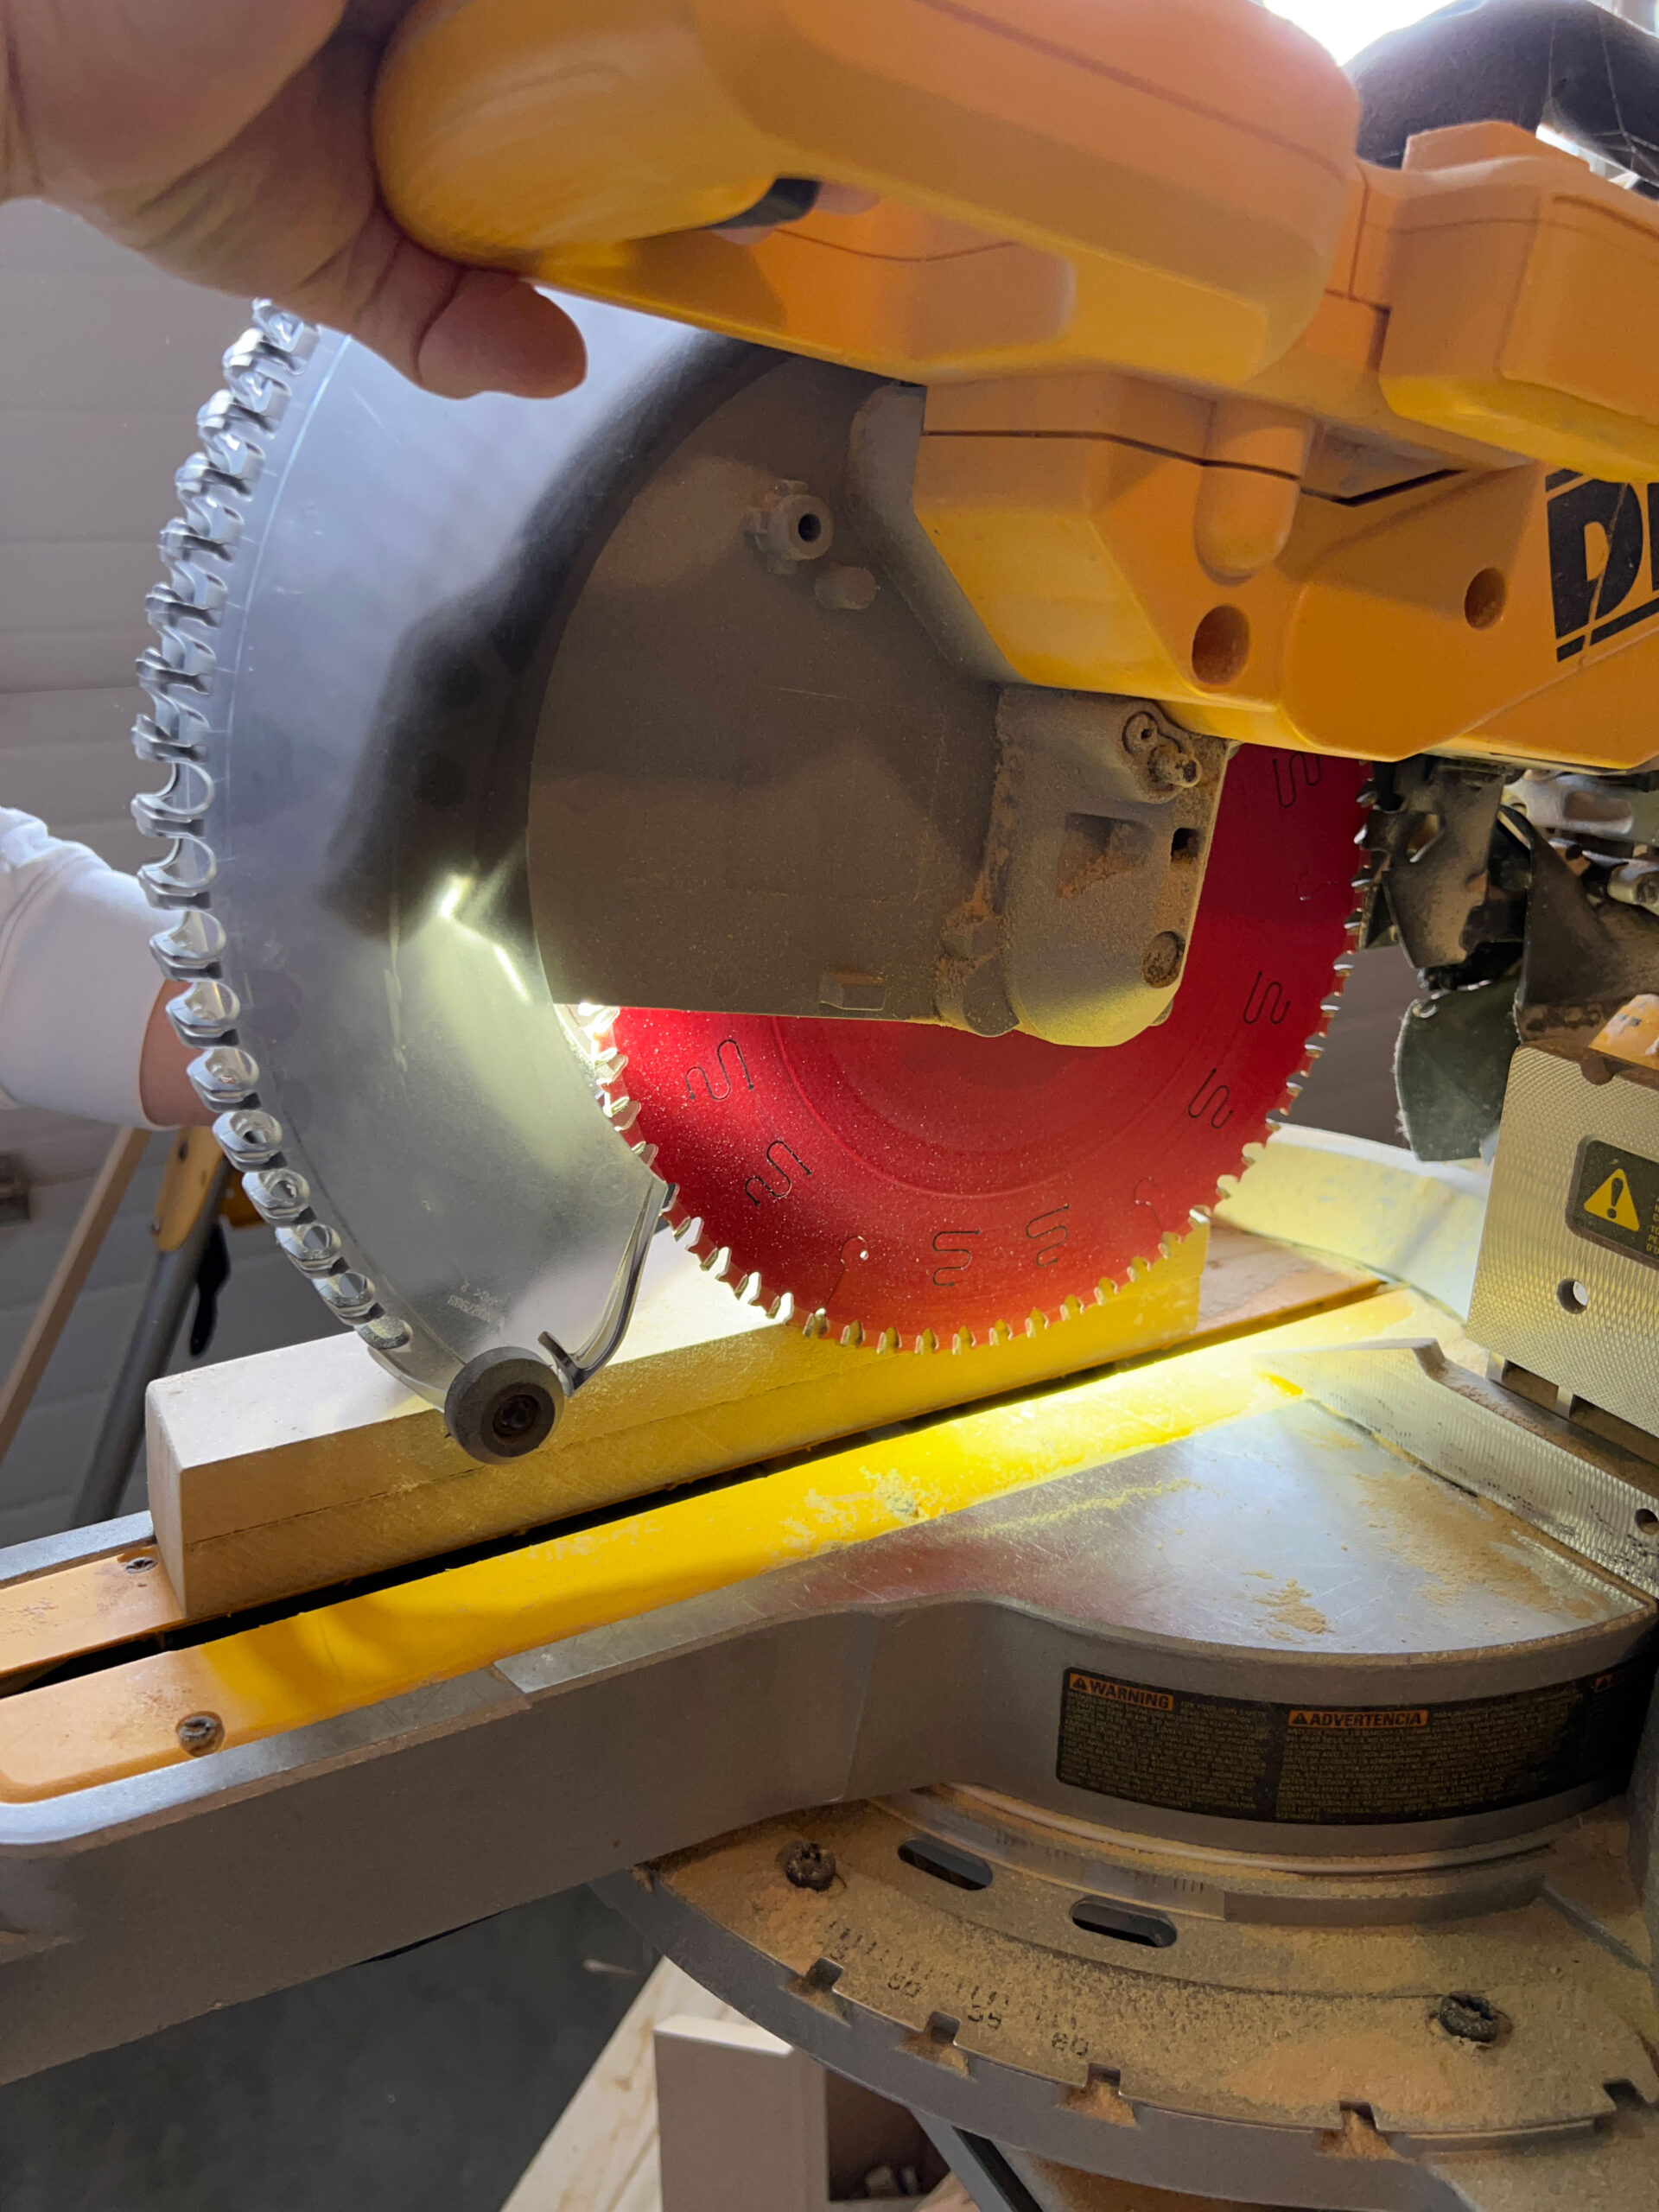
top-left (936, 691), bottom-right (1232, 1046)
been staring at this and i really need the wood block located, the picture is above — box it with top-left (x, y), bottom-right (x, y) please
top-left (501, 1959), bottom-right (942, 2212)
top-left (654, 2016), bottom-right (828, 2212)
top-left (502, 1961), bottom-right (741, 2212)
top-left (135, 1127), bottom-right (1391, 1624)
top-left (146, 1225), bottom-right (1209, 1618)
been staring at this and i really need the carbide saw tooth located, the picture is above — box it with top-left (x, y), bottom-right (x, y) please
top-left (126, 308), bottom-right (421, 1366)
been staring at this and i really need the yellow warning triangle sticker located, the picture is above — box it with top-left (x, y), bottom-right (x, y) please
top-left (1585, 1166), bottom-right (1642, 1230)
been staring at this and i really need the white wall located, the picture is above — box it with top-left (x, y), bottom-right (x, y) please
top-left (0, 202), bottom-right (334, 1541)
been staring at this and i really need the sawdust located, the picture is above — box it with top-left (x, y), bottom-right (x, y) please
top-left (1345, 1437), bottom-right (1613, 1623)
top-left (870, 1474), bottom-right (928, 1525)
top-left (975, 1476), bottom-right (1199, 1541)
top-left (1319, 2107), bottom-right (1402, 2160)
top-left (1250, 1575), bottom-right (1332, 1641)
top-left (775, 1484), bottom-right (905, 1552)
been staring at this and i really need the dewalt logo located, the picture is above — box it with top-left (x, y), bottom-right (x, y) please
top-left (1548, 471), bottom-right (1659, 662)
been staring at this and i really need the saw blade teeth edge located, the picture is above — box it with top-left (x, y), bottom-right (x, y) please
top-left (130, 302), bottom-right (415, 1364)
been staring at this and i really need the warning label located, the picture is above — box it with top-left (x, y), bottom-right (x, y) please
top-left (1569, 1139), bottom-right (1659, 1267)
top-left (1056, 1663), bottom-right (1651, 1825)
top-left (1289, 1707), bottom-right (1426, 1730)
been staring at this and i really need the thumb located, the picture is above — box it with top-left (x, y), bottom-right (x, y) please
top-left (283, 206), bottom-right (587, 400)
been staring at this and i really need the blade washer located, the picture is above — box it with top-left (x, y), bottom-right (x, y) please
top-left (612, 745), bottom-right (1368, 1347)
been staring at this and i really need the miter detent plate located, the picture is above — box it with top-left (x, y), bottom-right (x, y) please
top-left (610, 747), bottom-right (1369, 1346)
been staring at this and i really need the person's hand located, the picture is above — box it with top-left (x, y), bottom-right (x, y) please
top-left (0, 0), bottom-right (585, 399)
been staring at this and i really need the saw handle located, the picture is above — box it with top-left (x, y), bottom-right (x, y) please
top-left (372, 0), bottom-right (1360, 386)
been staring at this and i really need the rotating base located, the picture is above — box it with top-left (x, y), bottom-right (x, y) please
top-left (605, 1785), bottom-right (1659, 2211)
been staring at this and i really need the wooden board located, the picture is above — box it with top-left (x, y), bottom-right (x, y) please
top-left (502, 1959), bottom-right (950, 2212)
top-left (502, 1961), bottom-right (741, 2212)
top-left (145, 1227), bottom-right (1212, 1618)
top-left (0, 1213), bottom-right (1376, 1657)
top-left (147, 1214), bottom-right (1380, 1620)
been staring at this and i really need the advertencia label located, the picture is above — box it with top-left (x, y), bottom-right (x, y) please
top-left (1569, 1139), bottom-right (1659, 1268)
top-left (1056, 1663), bottom-right (1650, 1825)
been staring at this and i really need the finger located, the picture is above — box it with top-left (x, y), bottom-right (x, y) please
top-left (83, 43), bottom-right (588, 404)
top-left (290, 207), bottom-right (587, 398)
top-left (415, 269), bottom-right (587, 400)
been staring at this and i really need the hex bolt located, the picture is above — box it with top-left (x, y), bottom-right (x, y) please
top-left (1436, 1992), bottom-right (1509, 2045)
top-left (1611, 861), bottom-right (1659, 911)
top-left (176, 1712), bottom-right (224, 1756)
top-left (783, 1840), bottom-right (837, 1891)
top-left (1147, 737), bottom-right (1202, 789)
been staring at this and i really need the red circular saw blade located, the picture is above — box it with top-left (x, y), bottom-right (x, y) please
top-left (609, 747), bottom-right (1369, 1348)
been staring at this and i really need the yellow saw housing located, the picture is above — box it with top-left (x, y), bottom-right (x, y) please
top-left (375, 0), bottom-right (1659, 772)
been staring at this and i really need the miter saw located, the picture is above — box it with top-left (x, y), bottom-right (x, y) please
top-left (128, 0), bottom-right (1659, 1447)
top-left (12, 0), bottom-right (1659, 2205)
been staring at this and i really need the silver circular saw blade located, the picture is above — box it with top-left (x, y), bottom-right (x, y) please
top-left (132, 300), bottom-right (751, 1398)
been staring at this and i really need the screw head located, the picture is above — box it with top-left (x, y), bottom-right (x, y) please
top-left (176, 1712), bottom-right (224, 1756)
top-left (443, 1347), bottom-right (564, 1465)
top-left (490, 1389), bottom-right (543, 1444)
top-left (1436, 1992), bottom-right (1509, 2045)
top-left (783, 1840), bottom-right (837, 1891)
top-left (122, 1554), bottom-right (158, 1574)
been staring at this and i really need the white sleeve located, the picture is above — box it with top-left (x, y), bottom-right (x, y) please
top-left (0, 807), bottom-right (168, 1128)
